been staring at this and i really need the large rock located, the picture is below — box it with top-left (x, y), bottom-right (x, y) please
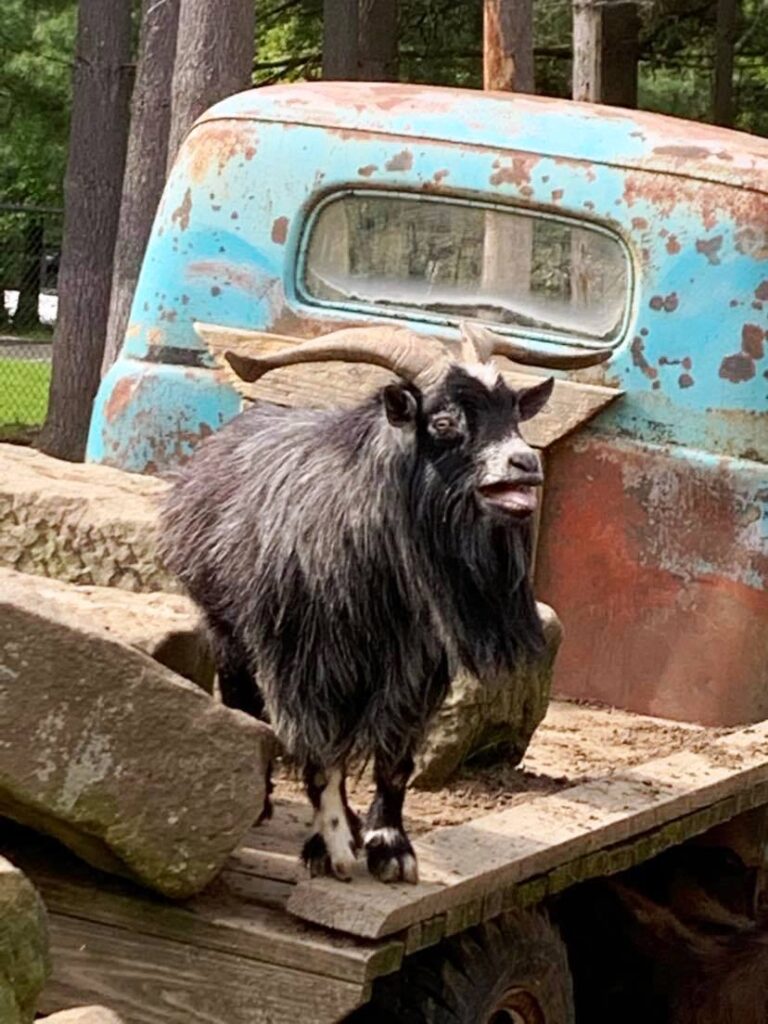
top-left (0, 574), bottom-right (275, 898)
top-left (0, 445), bottom-right (173, 592)
top-left (0, 568), bottom-right (213, 693)
top-left (413, 603), bottom-right (563, 788)
top-left (38, 1008), bottom-right (124, 1024)
top-left (0, 856), bottom-right (49, 1024)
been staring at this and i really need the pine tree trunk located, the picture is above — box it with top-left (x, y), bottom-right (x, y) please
top-left (39, 0), bottom-right (132, 462)
top-left (12, 219), bottom-right (43, 332)
top-left (358, 0), bottom-right (398, 81)
top-left (166, 0), bottom-right (256, 172)
top-left (102, 0), bottom-right (180, 373)
top-left (323, 0), bottom-right (360, 79)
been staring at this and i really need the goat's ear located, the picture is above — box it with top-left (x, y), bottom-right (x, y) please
top-left (518, 377), bottom-right (554, 421)
top-left (383, 383), bottom-right (418, 428)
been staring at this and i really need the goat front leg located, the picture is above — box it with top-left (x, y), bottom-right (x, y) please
top-left (301, 763), bottom-right (362, 881)
top-left (364, 750), bottom-right (418, 884)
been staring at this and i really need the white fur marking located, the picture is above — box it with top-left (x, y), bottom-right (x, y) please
top-left (320, 769), bottom-right (357, 878)
top-left (364, 827), bottom-right (401, 846)
top-left (460, 361), bottom-right (501, 388)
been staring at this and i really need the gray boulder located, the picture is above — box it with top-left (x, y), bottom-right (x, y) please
top-left (0, 573), bottom-right (275, 898)
top-left (0, 444), bottom-right (173, 592)
top-left (0, 856), bottom-right (49, 1024)
top-left (414, 603), bottom-right (563, 788)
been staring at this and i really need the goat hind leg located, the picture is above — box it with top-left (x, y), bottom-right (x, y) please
top-left (301, 763), bottom-right (361, 881)
top-left (364, 751), bottom-right (418, 884)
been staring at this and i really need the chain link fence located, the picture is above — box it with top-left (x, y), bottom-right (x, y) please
top-left (0, 203), bottom-right (61, 440)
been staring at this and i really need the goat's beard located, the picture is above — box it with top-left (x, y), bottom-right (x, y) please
top-left (409, 461), bottom-right (545, 682)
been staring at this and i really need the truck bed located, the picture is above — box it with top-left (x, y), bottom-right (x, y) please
top-left (6, 701), bottom-right (768, 1024)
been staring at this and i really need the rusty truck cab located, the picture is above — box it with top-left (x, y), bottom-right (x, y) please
top-left (87, 81), bottom-right (768, 729)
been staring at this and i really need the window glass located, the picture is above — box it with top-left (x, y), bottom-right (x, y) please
top-left (302, 192), bottom-right (630, 346)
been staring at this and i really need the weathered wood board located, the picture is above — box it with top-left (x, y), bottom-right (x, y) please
top-left (286, 719), bottom-right (768, 937)
top-left (202, 327), bottom-right (621, 450)
top-left (6, 703), bottom-right (768, 1022)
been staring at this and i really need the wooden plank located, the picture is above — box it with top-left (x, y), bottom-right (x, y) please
top-left (5, 826), bottom-right (402, 986)
top-left (287, 720), bottom-right (768, 938)
top-left (206, 329), bottom-right (621, 450)
top-left (38, 914), bottom-right (368, 1024)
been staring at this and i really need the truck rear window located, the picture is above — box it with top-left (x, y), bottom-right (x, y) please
top-left (300, 191), bottom-right (630, 348)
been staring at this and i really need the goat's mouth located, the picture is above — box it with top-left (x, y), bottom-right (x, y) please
top-left (476, 477), bottom-right (542, 518)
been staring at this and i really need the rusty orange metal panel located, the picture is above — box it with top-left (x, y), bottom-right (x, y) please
top-left (536, 434), bottom-right (768, 726)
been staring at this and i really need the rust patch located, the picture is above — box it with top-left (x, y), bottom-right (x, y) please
top-left (735, 228), bottom-right (768, 260)
top-left (695, 236), bottom-right (723, 265)
top-left (653, 144), bottom-right (713, 160)
top-left (755, 281), bottom-right (768, 301)
top-left (719, 353), bottom-right (756, 383)
top-left (185, 125), bottom-right (259, 183)
top-left (244, 146), bottom-right (256, 161)
top-left (490, 156), bottom-right (535, 188)
top-left (682, 357), bottom-right (692, 370)
top-left (187, 260), bottom-right (270, 296)
top-left (551, 189), bottom-right (564, 203)
top-left (385, 150), bottom-right (413, 172)
top-left (678, 373), bottom-right (694, 388)
top-left (211, 286), bottom-right (221, 296)
top-left (631, 336), bottom-right (658, 380)
top-left (271, 216), bottom-right (289, 245)
top-left (666, 235), bottom-right (681, 255)
top-left (741, 324), bottom-right (765, 360)
top-left (433, 169), bottom-right (449, 184)
top-left (649, 293), bottom-right (678, 312)
top-left (171, 188), bottom-right (192, 231)
top-left (358, 164), bottom-right (377, 177)
top-left (105, 376), bottom-right (138, 424)
top-left (631, 217), bottom-right (648, 231)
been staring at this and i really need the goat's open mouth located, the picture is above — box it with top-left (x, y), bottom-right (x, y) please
top-left (477, 479), bottom-right (541, 517)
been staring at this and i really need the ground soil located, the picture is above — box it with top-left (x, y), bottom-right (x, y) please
top-left (275, 699), bottom-right (729, 834)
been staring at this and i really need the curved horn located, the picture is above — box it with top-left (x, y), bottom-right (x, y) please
top-left (460, 322), bottom-right (614, 370)
top-left (194, 322), bottom-right (458, 386)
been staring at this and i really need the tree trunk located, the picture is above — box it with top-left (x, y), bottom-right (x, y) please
top-left (573, 0), bottom-right (638, 106)
top-left (713, 0), bottom-right (737, 127)
top-left (12, 219), bottom-right (43, 332)
top-left (484, 0), bottom-right (534, 93)
top-left (323, 0), bottom-right (360, 79)
top-left (166, 0), bottom-right (256, 174)
top-left (39, 0), bottom-right (132, 462)
top-left (103, 0), bottom-right (180, 374)
top-left (358, 0), bottom-right (398, 81)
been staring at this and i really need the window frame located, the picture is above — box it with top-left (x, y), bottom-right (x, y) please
top-left (295, 187), bottom-right (635, 353)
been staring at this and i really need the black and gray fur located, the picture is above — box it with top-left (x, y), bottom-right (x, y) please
top-left (160, 362), bottom-right (553, 883)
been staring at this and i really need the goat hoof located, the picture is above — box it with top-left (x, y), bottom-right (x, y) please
top-left (365, 828), bottom-right (419, 884)
top-left (301, 833), bottom-right (356, 881)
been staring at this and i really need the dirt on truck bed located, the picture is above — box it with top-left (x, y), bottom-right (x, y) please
top-left (278, 700), bottom-right (728, 833)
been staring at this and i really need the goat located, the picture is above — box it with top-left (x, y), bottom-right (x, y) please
top-left (160, 322), bottom-right (568, 884)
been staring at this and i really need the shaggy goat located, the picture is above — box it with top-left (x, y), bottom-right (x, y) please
top-left (160, 323), bottom-right (564, 884)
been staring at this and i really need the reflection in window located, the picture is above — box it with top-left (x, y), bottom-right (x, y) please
top-left (303, 193), bottom-right (629, 346)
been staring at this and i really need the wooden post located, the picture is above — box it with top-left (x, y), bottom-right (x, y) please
top-left (573, 0), bottom-right (639, 107)
top-left (359, 0), bottom-right (398, 81)
top-left (484, 0), bottom-right (534, 93)
top-left (323, 0), bottom-right (360, 80)
top-left (713, 0), bottom-right (737, 127)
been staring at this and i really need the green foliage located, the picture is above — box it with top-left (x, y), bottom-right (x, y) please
top-left (0, 1), bottom-right (76, 206)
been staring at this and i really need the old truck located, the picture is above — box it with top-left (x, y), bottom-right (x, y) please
top-left (6, 82), bottom-right (767, 1022)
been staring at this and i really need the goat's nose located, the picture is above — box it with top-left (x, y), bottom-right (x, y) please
top-left (507, 450), bottom-right (540, 475)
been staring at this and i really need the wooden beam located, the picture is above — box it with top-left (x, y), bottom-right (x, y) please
top-left (484, 0), bottom-right (534, 93)
top-left (713, 0), bottom-right (738, 127)
top-left (572, 0), bottom-right (638, 107)
top-left (287, 720), bottom-right (768, 938)
top-left (199, 327), bottom-right (622, 450)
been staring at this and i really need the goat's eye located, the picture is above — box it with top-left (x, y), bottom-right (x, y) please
top-left (431, 414), bottom-right (459, 436)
